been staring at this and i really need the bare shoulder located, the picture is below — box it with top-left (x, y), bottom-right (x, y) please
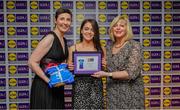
top-left (101, 46), bottom-right (106, 52)
top-left (40, 34), bottom-right (54, 44)
top-left (69, 44), bottom-right (76, 52)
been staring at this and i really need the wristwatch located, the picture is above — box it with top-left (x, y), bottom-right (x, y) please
top-left (108, 72), bottom-right (113, 77)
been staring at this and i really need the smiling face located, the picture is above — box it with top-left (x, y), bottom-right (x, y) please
top-left (55, 13), bottom-right (71, 34)
top-left (81, 22), bottom-right (95, 42)
top-left (112, 19), bottom-right (127, 40)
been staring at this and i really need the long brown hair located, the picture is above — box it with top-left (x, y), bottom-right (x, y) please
top-left (80, 19), bottom-right (103, 54)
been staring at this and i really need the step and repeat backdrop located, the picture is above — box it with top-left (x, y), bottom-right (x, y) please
top-left (0, 0), bottom-right (180, 109)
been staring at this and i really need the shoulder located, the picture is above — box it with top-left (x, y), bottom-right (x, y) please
top-left (40, 33), bottom-right (55, 44)
top-left (128, 40), bottom-right (142, 51)
top-left (101, 46), bottom-right (106, 53)
top-left (129, 40), bottom-right (141, 47)
top-left (69, 44), bottom-right (76, 52)
top-left (101, 46), bottom-right (106, 50)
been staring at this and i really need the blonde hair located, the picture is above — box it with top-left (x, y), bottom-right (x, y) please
top-left (109, 15), bottom-right (134, 42)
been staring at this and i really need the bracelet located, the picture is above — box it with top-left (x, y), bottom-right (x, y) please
top-left (108, 72), bottom-right (113, 77)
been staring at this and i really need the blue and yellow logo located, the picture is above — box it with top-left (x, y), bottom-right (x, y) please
top-left (99, 26), bottom-right (106, 35)
top-left (163, 99), bottom-right (171, 107)
top-left (7, 1), bottom-right (15, 9)
top-left (164, 26), bottom-right (172, 34)
top-left (76, 14), bottom-right (84, 22)
top-left (165, 14), bottom-right (172, 22)
top-left (9, 78), bottom-right (17, 86)
top-left (8, 40), bottom-right (16, 48)
top-left (164, 63), bottom-right (171, 71)
top-left (145, 99), bottom-right (150, 107)
top-left (99, 14), bottom-right (106, 22)
top-left (143, 63), bottom-right (150, 71)
top-left (30, 14), bottom-right (38, 22)
top-left (53, 1), bottom-right (61, 9)
top-left (31, 40), bottom-right (39, 48)
top-left (9, 91), bottom-right (17, 99)
top-left (8, 26), bottom-right (16, 35)
top-left (143, 75), bottom-right (150, 84)
top-left (164, 75), bottom-right (171, 83)
top-left (9, 103), bottom-right (18, 110)
top-left (121, 1), bottom-right (128, 9)
top-left (164, 51), bottom-right (171, 59)
top-left (7, 14), bottom-right (16, 22)
top-left (143, 14), bottom-right (150, 22)
top-left (76, 1), bottom-right (84, 9)
top-left (30, 1), bottom-right (38, 9)
top-left (143, 1), bottom-right (150, 9)
top-left (8, 53), bottom-right (16, 61)
top-left (143, 39), bottom-right (150, 47)
top-left (76, 27), bottom-right (80, 35)
top-left (163, 87), bottom-right (171, 95)
top-left (164, 38), bottom-right (172, 47)
top-left (9, 65), bottom-right (17, 75)
top-left (31, 27), bottom-right (39, 35)
top-left (99, 1), bottom-right (106, 9)
top-left (100, 39), bottom-right (107, 47)
top-left (164, 1), bottom-right (172, 9)
top-left (143, 26), bottom-right (150, 34)
top-left (143, 51), bottom-right (150, 59)
top-left (144, 87), bottom-right (150, 95)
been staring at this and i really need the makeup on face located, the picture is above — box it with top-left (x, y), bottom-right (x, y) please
top-left (81, 22), bottom-right (95, 41)
top-left (112, 19), bottom-right (127, 38)
top-left (56, 13), bottom-right (71, 33)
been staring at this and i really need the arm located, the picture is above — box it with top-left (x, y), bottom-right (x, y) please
top-left (28, 34), bottom-right (54, 83)
top-left (92, 42), bottom-right (143, 81)
top-left (67, 45), bottom-right (75, 71)
top-left (124, 42), bottom-right (143, 81)
top-left (101, 46), bottom-right (107, 69)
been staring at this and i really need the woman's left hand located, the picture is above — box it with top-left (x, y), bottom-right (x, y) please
top-left (91, 71), bottom-right (108, 78)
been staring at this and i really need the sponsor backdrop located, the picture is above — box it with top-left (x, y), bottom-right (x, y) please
top-left (0, 0), bottom-right (180, 109)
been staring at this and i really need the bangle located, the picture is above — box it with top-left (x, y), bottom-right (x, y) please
top-left (108, 72), bottom-right (113, 77)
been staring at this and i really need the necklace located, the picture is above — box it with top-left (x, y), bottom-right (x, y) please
top-left (114, 43), bottom-right (124, 48)
top-left (113, 41), bottom-right (128, 49)
top-left (114, 43), bottom-right (125, 48)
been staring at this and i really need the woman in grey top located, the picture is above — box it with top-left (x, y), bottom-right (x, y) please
top-left (92, 15), bottom-right (145, 109)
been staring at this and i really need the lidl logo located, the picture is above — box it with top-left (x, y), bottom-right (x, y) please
top-left (143, 1), bottom-right (150, 9)
top-left (8, 26), bottom-right (16, 35)
top-left (163, 99), bottom-right (171, 107)
top-left (53, 1), bottom-right (61, 9)
top-left (9, 91), bottom-right (17, 99)
top-left (164, 75), bottom-right (171, 83)
top-left (164, 1), bottom-right (172, 9)
top-left (7, 14), bottom-right (15, 22)
top-left (9, 65), bottom-right (17, 75)
top-left (31, 27), bottom-right (39, 35)
top-left (99, 1), bottom-right (106, 9)
top-left (30, 1), bottom-right (38, 9)
top-left (76, 14), bottom-right (84, 22)
top-left (7, 1), bottom-right (15, 9)
top-left (99, 14), bottom-right (106, 22)
top-left (121, 1), bottom-right (128, 9)
top-left (76, 1), bottom-right (84, 9)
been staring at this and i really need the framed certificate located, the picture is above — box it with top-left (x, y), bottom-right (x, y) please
top-left (73, 52), bottom-right (102, 75)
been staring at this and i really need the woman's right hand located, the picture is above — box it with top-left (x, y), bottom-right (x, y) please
top-left (68, 62), bottom-right (74, 71)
